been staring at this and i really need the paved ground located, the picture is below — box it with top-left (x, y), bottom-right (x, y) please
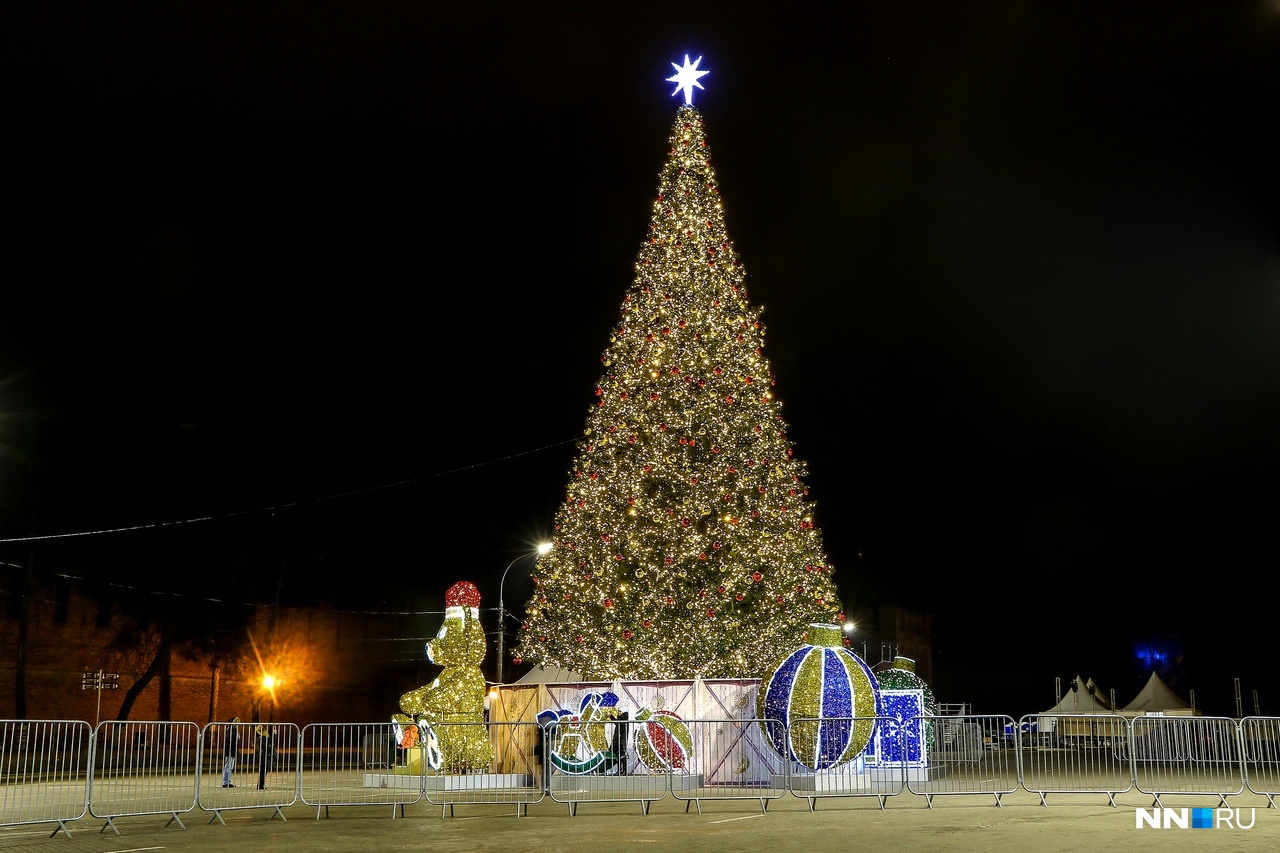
top-left (2, 787), bottom-right (1277, 853)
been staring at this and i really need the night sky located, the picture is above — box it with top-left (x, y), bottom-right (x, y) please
top-left (4, 3), bottom-right (1279, 718)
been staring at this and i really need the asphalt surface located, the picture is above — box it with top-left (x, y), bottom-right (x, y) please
top-left (2, 786), bottom-right (1277, 853)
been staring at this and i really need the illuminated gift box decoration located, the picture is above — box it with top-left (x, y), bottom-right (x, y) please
top-left (875, 656), bottom-right (937, 752)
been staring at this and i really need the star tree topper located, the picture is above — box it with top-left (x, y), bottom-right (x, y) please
top-left (667, 54), bottom-right (709, 105)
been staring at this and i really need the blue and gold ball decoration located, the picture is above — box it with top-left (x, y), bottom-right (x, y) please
top-left (758, 623), bottom-right (880, 770)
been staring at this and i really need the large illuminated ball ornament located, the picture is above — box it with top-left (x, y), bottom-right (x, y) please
top-left (634, 708), bottom-right (693, 771)
top-left (758, 623), bottom-right (881, 770)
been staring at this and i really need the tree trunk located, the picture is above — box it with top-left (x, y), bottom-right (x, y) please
top-left (115, 628), bottom-right (174, 721)
top-left (158, 644), bottom-right (172, 721)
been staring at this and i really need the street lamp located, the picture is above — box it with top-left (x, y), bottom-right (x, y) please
top-left (496, 541), bottom-right (553, 685)
top-left (262, 674), bottom-right (277, 722)
top-left (842, 622), bottom-right (868, 661)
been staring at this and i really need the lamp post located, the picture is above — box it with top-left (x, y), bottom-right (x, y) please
top-left (496, 542), bottom-right (553, 685)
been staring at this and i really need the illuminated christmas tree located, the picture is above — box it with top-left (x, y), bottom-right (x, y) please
top-left (513, 57), bottom-right (843, 681)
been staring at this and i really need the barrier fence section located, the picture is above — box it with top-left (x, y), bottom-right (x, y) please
top-left (2, 712), bottom-right (1279, 836)
top-left (0, 719), bottom-right (91, 838)
top-left (1121, 715), bottom-right (1246, 808)
top-left (544, 718), bottom-right (669, 816)
top-left (779, 716), bottom-right (904, 812)
top-left (197, 722), bottom-right (299, 824)
top-left (906, 714), bottom-right (1019, 807)
top-left (1019, 713), bottom-right (1134, 806)
top-left (300, 722), bottom-right (423, 819)
top-left (1242, 716), bottom-right (1280, 808)
top-left (673, 717), bottom-right (789, 815)
top-left (420, 721), bottom-right (543, 818)
top-left (86, 720), bottom-right (201, 834)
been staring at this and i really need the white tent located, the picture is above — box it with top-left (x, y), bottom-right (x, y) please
top-left (514, 664), bottom-right (586, 685)
top-left (1034, 675), bottom-right (1124, 737)
top-left (1039, 675), bottom-right (1115, 715)
top-left (1120, 670), bottom-right (1200, 716)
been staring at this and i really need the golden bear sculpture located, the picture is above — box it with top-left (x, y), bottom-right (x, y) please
top-left (392, 580), bottom-right (494, 773)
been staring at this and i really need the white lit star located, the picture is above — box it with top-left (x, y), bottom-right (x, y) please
top-left (666, 54), bottom-right (709, 105)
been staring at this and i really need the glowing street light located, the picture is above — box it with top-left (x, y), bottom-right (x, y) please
top-left (842, 621), bottom-right (868, 661)
top-left (496, 542), bottom-right (553, 685)
top-left (262, 674), bottom-right (277, 722)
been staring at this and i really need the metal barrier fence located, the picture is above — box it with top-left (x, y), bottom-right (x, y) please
top-left (1019, 714), bottom-right (1134, 806)
top-left (1122, 715), bottom-right (1246, 807)
top-left (421, 721), bottom-right (542, 818)
top-left (198, 721), bottom-right (300, 824)
top-left (1243, 716), bottom-right (1280, 808)
top-left (296, 722), bottom-right (422, 819)
top-left (540, 717), bottom-right (789, 816)
top-left (673, 717), bottom-right (788, 814)
top-left (779, 716), bottom-right (902, 812)
top-left (543, 717), bottom-right (666, 816)
top-left (908, 714), bottom-right (1020, 807)
top-left (1, 712), bottom-right (1278, 837)
top-left (87, 720), bottom-right (202, 833)
top-left (300, 722), bottom-right (422, 819)
top-left (0, 720), bottom-right (91, 838)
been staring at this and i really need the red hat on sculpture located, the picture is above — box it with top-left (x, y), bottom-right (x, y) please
top-left (445, 581), bottom-right (481, 609)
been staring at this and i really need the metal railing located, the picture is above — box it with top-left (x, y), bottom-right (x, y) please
top-left (299, 722), bottom-right (421, 819)
top-left (1020, 713), bottom-right (1134, 806)
top-left (86, 720), bottom-right (202, 833)
top-left (1, 711), bottom-right (1277, 837)
top-left (197, 721), bottom-right (299, 824)
top-left (0, 720), bottom-right (91, 838)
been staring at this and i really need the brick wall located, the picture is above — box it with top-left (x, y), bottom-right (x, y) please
top-left (1, 572), bottom-right (425, 726)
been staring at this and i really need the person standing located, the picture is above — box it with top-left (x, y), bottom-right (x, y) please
top-left (221, 717), bottom-right (241, 787)
top-left (255, 724), bottom-right (275, 790)
top-left (611, 711), bottom-right (629, 775)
